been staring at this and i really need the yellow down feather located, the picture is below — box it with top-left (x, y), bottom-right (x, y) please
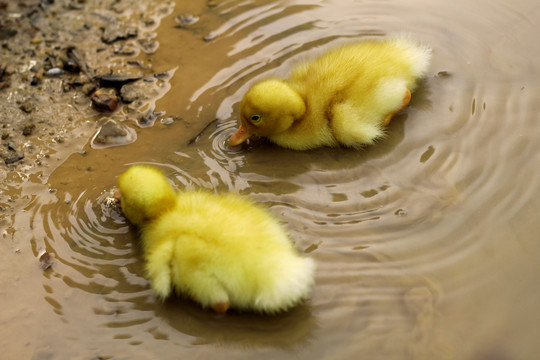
top-left (116, 165), bottom-right (315, 313)
top-left (230, 35), bottom-right (431, 150)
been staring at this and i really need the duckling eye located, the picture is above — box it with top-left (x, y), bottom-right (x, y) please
top-left (250, 115), bottom-right (261, 122)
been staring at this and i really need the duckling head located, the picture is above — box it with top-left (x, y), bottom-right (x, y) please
top-left (230, 79), bottom-right (306, 146)
top-left (116, 165), bottom-right (176, 227)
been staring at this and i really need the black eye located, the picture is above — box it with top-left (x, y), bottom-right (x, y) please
top-left (251, 115), bottom-right (261, 122)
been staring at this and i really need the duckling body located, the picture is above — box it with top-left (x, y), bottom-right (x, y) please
top-left (230, 36), bottom-right (431, 150)
top-left (116, 165), bottom-right (315, 313)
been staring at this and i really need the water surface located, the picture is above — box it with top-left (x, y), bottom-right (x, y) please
top-left (2, 0), bottom-right (540, 359)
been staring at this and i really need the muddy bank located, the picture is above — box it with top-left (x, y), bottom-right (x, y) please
top-left (0, 0), bottom-right (175, 225)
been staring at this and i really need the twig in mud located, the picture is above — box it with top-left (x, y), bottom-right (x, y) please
top-left (188, 119), bottom-right (218, 145)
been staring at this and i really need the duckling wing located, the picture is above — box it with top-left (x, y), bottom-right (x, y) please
top-left (330, 77), bottom-right (409, 147)
top-left (144, 230), bottom-right (232, 311)
top-left (169, 235), bottom-right (231, 310)
top-left (144, 237), bottom-right (175, 299)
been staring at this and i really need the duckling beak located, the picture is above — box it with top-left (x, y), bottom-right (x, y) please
top-left (229, 124), bottom-right (251, 146)
top-left (113, 188), bottom-right (122, 203)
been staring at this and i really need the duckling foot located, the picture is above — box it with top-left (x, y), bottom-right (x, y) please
top-left (383, 89), bottom-right (411, 126)
top-left (212, 301), bottom-right (230, 314)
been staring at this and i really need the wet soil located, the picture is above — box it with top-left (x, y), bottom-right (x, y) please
top-left (0, 0), bottom-right (174, 222)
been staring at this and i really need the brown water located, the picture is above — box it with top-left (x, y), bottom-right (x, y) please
top-left (2, 0), bottom-right (540, 359)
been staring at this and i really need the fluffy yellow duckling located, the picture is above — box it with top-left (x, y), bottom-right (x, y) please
top-left (230, 36), bottom-right (431, 150)
top-left (115, 165), bottom-right (315, 313)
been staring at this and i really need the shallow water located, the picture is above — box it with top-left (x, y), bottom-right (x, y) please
top-left (2, 0), bottom-right (540, 359)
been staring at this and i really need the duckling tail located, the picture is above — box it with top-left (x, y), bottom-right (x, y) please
top-left (255, 256), bottom-right (316, 313)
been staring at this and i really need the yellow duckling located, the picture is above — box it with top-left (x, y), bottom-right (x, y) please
top-left (230, 36), bottom-right (431, 150)
top-left (115, 165), bottom-right (315, 313)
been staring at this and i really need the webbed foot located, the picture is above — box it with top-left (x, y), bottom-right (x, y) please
top-left (383, 88), bottom-right (411, 126)
top-left (212, 301), bottom-right (231, 313)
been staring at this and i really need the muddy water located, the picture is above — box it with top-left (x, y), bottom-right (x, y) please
top-left (2, 0), bottom-right (540, 359)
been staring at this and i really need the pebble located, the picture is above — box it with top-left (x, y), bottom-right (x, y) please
top-left (91, 118), bottom-right (136, 147)
top-left (120, 84), bottom-right (139, 103)
top-left (91, 88), bottom-right (119, 112)
top-left (113, 43), bottom-right (138, 56)
top-left (4, 153), bottom-right (24, 165)
top-left (19, 100), bottom-right (35, 113)
top-left (174, 14), bottom-right (199, 28)
top-left (101, 24), bottom-right (138, 44)
top-left (46, 67), bottom-right (64, 76)
top-left (138, 109), bottom-right (164, 127)
top-left (22, 123), bottom-right (36, 136)
top-left (137, 38), bottom-right (158, 54)
top-left (38, 250), bottom-right (54, 271)
top-left (160, 116), bottom-right (177, 125)
top-left (62, 58), bottom-right (80, 73)
top-left (95, 73), bottom-right (143, 87)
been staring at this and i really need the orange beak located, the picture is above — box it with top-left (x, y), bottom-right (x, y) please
top-left (229, 124), bottom-right (251, 146)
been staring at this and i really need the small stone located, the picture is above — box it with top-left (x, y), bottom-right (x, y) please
top-left (174, 14), bottom-right (199, 28)
top-left (91, 118), bottom-right (136, 148)
top-left (113, 43), bottom-right (137, 56)
top-left (46, 67), bottom-right (64, 76)
top-left (0, 26), bottom-right (17, 40)
top-left (119, 84), bottom-right (138, 103)
top-left (101, 24), bottom-right (138, 44)
top-left (19, 100), bottom-right (35, 113)
top-left (126, 60), bottom-right (147, 69)
top-left (4, 153), bottom-right (24, 164)
top-left (91, 88), bottom-right (119, 112)
top-left (138, 109), bottom-right (164, 127)
top-left (142, 18), bottom-right (156, 27)
top-left (22, 123), bottom-right (36, 136)
top-left (63, 58), bottom-right (80, 73)
top-left (38, 250), bottom-right (54, 270)
top-left (137, 38), bottom-right (158, 54)
top-left (94, 73), bottom-right (143, 87)
top-left (30, 69), bottom-right (43, 86)
top-left (160, 116), bottom-right (178, 125)
top-left (98, 121), bottom-right (127, 139)
top-left (7, 141), bottom-right (17, 151)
